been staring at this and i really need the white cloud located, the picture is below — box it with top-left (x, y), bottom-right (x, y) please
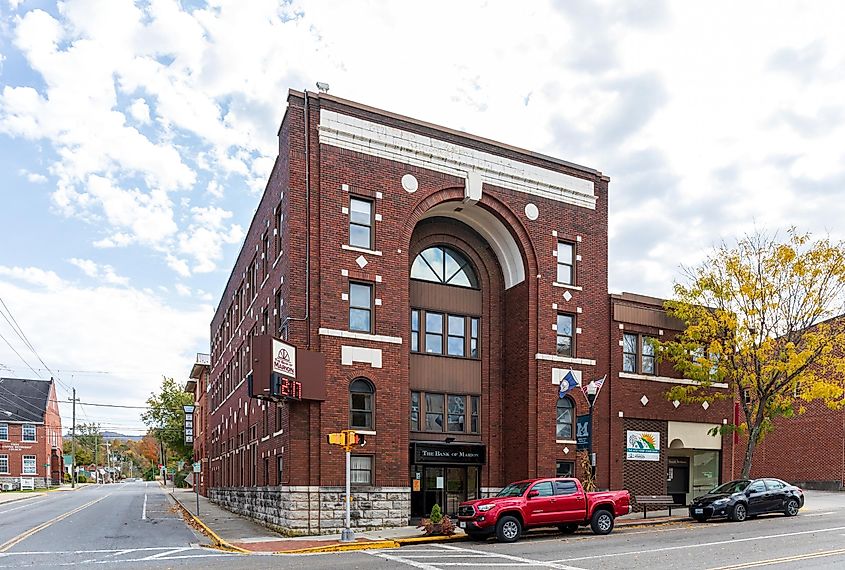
top-left (18, 168), bottom-right (47, 183)
top-left (177, 206), bottom-right (244, 274)
top-left (68, 257), bottom-right (129, 286)
top-left (128, 97), bottom-right (150, 124)
top-left (0, 265), bottom-right (64, 289)
top-left (0, 265), bottom-right (212, 427)
top-left (174, 283), bottom-right (191, 296)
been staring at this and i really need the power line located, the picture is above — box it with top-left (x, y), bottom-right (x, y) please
top-left (0, 297), bottom-right (61, 386)
top-left (0, 330), bottom-right (42, 379)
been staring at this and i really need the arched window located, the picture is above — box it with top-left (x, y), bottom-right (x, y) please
top-left (556, 397), bottom-right (574, 440)
top-left (350, 378), bottom-right (374, 429)
top-left (411, 246), bottom-right (479, 288)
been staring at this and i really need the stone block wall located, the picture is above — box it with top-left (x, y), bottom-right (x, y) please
top-left (209, 485), bottom-right (411, 535)
top-left (0, 476), bottom-right (50, 489)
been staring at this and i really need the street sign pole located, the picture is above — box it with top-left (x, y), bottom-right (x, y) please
top-left (341, 447), bottom-right (354, 542)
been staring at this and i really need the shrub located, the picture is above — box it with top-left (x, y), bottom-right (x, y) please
top-left (418, 504), bottom-right (456, 536)
top-left (77, 473), bottom-right (88, 483)
top-left (63, 473), bottom-right (71, 483)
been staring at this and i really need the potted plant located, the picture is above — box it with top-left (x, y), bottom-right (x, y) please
top-left (418, 504), bottom-right (456, 536)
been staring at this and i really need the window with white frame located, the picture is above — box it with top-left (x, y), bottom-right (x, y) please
top-left (350, 455), bottom-right (372, 485)
top-left (22, 424), bottom-right (36, 442)
top-left (349, 197), bottom-right (373, 249)
top-left (556, 241), bottom-right (575, 285)
top-left (22, 455), bottom-right (36, 474)
top-left (0, 454), bottom-right (8, 474)
top-left (0, 423), bottom-right (7, 440)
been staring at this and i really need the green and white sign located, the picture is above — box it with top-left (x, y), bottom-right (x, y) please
top-left (626, 430), bottom-right (660, 461)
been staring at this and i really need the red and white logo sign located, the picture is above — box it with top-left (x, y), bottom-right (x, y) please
top-left (272, 339), bottom-right (297, 378)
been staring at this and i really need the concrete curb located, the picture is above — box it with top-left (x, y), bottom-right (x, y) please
top-left (395, 533), bottom-right (468, 545)
top-left (0, 494), bottom-right (44, 507)
top-left (169, 491), bottom-right (251, 554)
top-left (275, 539), bottom-right (400, 554)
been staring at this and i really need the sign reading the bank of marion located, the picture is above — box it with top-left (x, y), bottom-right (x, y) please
top-left (411, 443), bottom-right (486, 465)
top-left (272, 339), bottom-right (297, 378)
top-left (626, 430), bottom-right (660, 461)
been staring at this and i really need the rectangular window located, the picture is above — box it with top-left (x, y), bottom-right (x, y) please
top-left (411, 310), bottom-right (420, 352)
top-left (623, 333), bottom-right (637, 373)
top-left (470, 318), bottom-right (479, 358)
top-left (447, 395), bottom-right (465, 432)
top-left (556, 314), bottom-right (574, 357)
top-left (641, 336), bottom-right (656, 374)
top-left (349, 197), bottom-right (373, 249)
top-left (556, 241), bottom-right (574, 285)
top-left (556, 460), bottom-right (575, 478)
top-left (0, 423), bottom-right (7, 440)
top-left (22, 424), bottom-right (36, 442)
top-left (425, 393), bottom-right (444, 431)
top-left (471, 396), bottom-right (480, 433)
top-left (22, 455), bottom-right (36, 475)
top-left (425, 312), bottom-right (444, 354)
top-left (276, 290), bottom-right (283, 332)
top-left (277, 456), bottom-right (283, 485)
top-left (349, 282), bottom-right (373, 332)
top-left (275, 202), bottom-right (283, 257)
top-left (252, 257), bottom-right (260, 298)
top-left (447, 315), bottom-right (465, 357)
top-left (0, 454), bottom-right (7, 474)
top-left (410, 391), bottom-right (420, 431)
top-left (350, 455), bottom-right (373, 485)
top-left (262, 232), bottom-right (269, 276)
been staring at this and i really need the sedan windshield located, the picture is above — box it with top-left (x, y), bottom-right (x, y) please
top-left (496, 482), bottom-right (531, 497)
top-left (709, 480), bottom-right (750, 494)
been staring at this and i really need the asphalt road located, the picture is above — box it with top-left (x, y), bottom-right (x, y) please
top-left (0, 486), bottom-right (843, 569)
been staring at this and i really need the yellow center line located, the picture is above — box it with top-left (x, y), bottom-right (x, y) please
top-left (0, 495), bottom-right (110, 553)
top-left (708, 547), bottom-right (845, 570)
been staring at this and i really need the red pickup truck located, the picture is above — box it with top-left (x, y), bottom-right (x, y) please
top-left (457, 477), bottom-right (631, 542)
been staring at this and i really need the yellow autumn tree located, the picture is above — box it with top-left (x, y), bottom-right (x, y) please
top-left (661, 229), bottom-right (845, 478)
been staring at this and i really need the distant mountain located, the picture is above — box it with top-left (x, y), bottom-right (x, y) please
top-left (63, 431), bottom-right (145, 441)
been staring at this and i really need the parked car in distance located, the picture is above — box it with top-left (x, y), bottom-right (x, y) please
top-left (457, 477), bottom-right (631, 542)
top-left (689, 478), bottom-right (804, 522)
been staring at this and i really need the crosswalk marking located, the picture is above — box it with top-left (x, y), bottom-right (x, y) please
top-left (368, 543), bottom-right (587, 570)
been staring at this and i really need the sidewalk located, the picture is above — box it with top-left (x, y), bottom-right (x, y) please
top-left (168, 486), bottom-right (690, 555)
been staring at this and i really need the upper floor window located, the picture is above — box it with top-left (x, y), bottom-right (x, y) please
top-left (556, 314), bottom-right (574, 357)
top-left (0, 423), bottom-right (7, 440)
top-left (415, 392), bottom-right (479, 434)
top-left (349, 378), bottom-right (374, 429)
top-left (411, 246), bottom-right (478, 288)
top-left (413, 309), bottom-right (480, 359)
top-left (556, 241), bottom-right (575, 285)
top-left (556, 397), bottom-right (574, 440)
top-left (22, 423), bottom-right (36, 442)
top-left (349, 197), bottom-right (373, 249)
top-left (410, 310), bottom-right (420, 352)
top-left (622, 333), bottom-right (657, 375)
top-left (349, 282), bottom-right (373, 332)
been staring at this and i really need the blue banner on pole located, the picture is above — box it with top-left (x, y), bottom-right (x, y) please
top-left (576, 414), bottom-right (591, 450)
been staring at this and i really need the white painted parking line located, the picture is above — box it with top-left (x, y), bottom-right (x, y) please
top-left (141, 493), bottom-right (147, 520)
top-left (370, 543), bottom-right (587, 570)
top-left (551, 525), bottom-right (845, 563)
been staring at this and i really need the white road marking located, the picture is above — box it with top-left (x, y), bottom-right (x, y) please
top-left (138, 547), bottom-right (192, 560)
top-left (141, 493), bottom-right (147, 520)
top-left (552, 525), bottom-right (845, 563)
top-left (802, 511), bottom-right (835, 517)
top-left (370, 543), bottom-right (586, 570)
top-left (0, 500), bottom-right (48, 515)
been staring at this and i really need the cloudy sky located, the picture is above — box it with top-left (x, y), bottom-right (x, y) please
top-left (1, 0), bottom-right (844, 432)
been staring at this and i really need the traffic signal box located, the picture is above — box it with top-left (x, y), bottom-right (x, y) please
top-left (326, 430), bottom-right (366, 452)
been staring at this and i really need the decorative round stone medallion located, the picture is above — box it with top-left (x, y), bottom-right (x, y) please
top-left (401, 174), bottom-right (418, 193)
top-left (524, 203), bottom-right (539, 220)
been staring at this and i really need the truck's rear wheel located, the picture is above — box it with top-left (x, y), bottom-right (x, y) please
top-left (590, 509), bottom-right (614, 535)
top-left (495, 515), bottom-right (522, 543)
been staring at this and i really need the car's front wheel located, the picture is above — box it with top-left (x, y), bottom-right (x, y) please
top-left (496, 515), bottom-right (522, 543)
top-left (784, 498), bottom-right (800, 517)
top-left (730, 503), bottom-right (747, 522)
top-left (558, 523), bottom-right (578, 534)
top-left (590, 509), bottom-right (615, 535)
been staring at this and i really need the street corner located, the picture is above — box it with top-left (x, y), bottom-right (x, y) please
top-left (266, 538), bottom-right (401, 554)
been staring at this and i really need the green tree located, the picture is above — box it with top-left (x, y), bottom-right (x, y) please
top-left (62, 423), bottom-right (101, 466)
top-left (141, 376), bottom-right (195, 465)
top-left (661, 229), bottom-right (845, 478)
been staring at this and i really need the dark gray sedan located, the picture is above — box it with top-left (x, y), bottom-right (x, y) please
top-left (689, 478), bottom-right (804, 522)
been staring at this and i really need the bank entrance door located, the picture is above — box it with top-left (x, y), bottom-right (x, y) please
top-left (410, 442), bottom-right (485, 518)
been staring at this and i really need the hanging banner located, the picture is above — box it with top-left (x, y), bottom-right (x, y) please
top-left (576, 415), bottom-right (591, 450)
top-left (626, 431), bottom-right (660, 461)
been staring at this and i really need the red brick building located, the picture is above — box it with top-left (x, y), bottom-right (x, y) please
top-left (185, 353), bottom-right (210, 496)
top-left (0, 377), bottom-right (64, 488)
top-left (206, 90), bottom-right (611, 532)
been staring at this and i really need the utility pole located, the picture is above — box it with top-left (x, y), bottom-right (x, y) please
top-left (69, 389), bottom-right (78, 488)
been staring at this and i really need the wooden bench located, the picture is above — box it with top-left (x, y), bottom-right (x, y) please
top-left (634, 495), bottom-right (685, 518)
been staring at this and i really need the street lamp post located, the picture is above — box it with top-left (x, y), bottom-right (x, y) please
top-left (585, 380), bottom-right (598, 487)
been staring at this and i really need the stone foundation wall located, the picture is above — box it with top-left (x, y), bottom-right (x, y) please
top-left (209, 485), bottom-right (411, 535)
top-left (0, 476), bottom-right (51, 490)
